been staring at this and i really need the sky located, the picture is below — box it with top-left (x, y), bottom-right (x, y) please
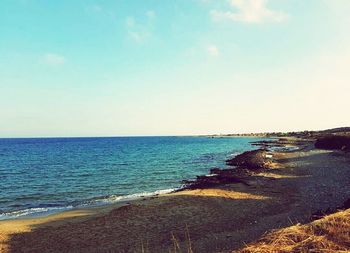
top-left (1, 0), bottom-right (350, 137)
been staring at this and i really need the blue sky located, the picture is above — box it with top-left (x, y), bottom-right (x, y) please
top-left (1, 0), bottom-right (350, 137)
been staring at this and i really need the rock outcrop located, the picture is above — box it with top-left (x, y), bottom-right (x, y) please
top-left (315, 135), bottom-right (350, 151)
top-left (226, 149), bottom-right (272, 170)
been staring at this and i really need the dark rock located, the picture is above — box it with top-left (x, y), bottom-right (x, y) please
top-left (210, 168), bottom-right (222, 174)
top-left (315, 135), bottom-right (350, 151)
top-left (181, 149), bottom-right (274, 191)
top-left (182, 168), bottom-right (249, 190)
top-left (226, 149), bottom-right (272, 170)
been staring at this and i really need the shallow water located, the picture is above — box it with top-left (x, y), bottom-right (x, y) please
top-left (0, 136), bottom-right (265, 219)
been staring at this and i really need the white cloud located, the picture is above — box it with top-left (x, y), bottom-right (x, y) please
top-left (211, 0), bottom-right (288, 24)
top-left (146, 10), bottom-right (156, 19)
top-left (125, 12), bottom-right (155, 43)
top-left (207, 45), bottom-right (220, 56)
top-left (44, 53), bottom-right (65, 65)
top-left (84, 4), bottom-right (104, 14)
top-left (128, 31), bottom-right (148, 42)
top-left (125, 17), bottom-right (151, 43)
top-left (126, 16), bottom-right (135, 28)
top-left (90, 4), bottom-right (103, 12)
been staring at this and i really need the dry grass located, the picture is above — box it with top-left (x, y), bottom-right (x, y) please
top-left (235, 209), bottom-right (350, 253)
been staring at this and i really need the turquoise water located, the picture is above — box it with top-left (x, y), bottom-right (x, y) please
top-left (0, 136), bottom-right (265, 219)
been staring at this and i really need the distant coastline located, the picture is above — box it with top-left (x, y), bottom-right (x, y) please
top-left (205, 126), bottom-right (350, 138)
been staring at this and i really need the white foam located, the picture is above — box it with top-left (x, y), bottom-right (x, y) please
top-left (0, 188), bottom-right (178, 220)
top-left (91, 188), bottom-right (178, 204)
top-left (0, 206), bottom-right (73, 220)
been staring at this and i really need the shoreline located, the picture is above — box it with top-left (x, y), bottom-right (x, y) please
top-left (1, 135), bottom-right (349, 252)
top-left (0, 188), bottom-right (180, 221)
top-left (0, 137), bottom-right (280, 249)
top-left (0, 138), bottom-right (291, 234)
top-left (0, 137), bottom-right (273, 222)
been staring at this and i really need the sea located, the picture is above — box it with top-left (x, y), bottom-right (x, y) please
top-left (0, 136), bottom-right (266, 220)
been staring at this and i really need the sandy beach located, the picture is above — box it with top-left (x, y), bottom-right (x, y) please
top-left (1, 137), bottom-right (349, 253)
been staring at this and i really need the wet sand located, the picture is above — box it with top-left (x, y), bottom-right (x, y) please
top-left (1, 138), bottom-right (349, 252)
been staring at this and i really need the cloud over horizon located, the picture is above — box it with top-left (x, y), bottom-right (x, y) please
top-left (207, 45), bottom-right (220, 56)
top-left (126, 10), bottom-right (156, 43)
top-left (211, 0), bottom-right (288, 24)
top-left (44, 53), bottom-right (66, 65)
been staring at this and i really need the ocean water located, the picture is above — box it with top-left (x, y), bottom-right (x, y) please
top-left (0, 136), bottom-right (265, 220)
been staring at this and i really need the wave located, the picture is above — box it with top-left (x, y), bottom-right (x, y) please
top-left (0, 188), bottom-right (178, 220)
top-left (0, 206), bottom-right (74, 220)
top-left (83, 188), bottom-right (178, 206)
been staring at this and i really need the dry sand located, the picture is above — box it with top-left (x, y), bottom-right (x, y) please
top-left (1, 139), bottom-right (349, 253)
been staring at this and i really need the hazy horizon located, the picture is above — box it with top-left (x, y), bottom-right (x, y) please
top-left (1, 126), bottom-right (349, 139)
top-left (1, 0), bottom-right (350, 138)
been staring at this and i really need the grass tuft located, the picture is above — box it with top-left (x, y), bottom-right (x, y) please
top-left (235, 209), bottom-right (350, 253)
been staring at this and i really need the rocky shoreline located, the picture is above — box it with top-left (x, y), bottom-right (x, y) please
top-left (184, 129), bottom-right (350, 192)
top-left (181, 139), bottom-right (285, 190)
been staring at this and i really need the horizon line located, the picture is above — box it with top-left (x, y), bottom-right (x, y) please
top-left (1, 127), bottom-right (346, 139)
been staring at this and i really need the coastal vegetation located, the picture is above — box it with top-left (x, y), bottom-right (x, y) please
top-left (236, 208), bottom-right (350, 253)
